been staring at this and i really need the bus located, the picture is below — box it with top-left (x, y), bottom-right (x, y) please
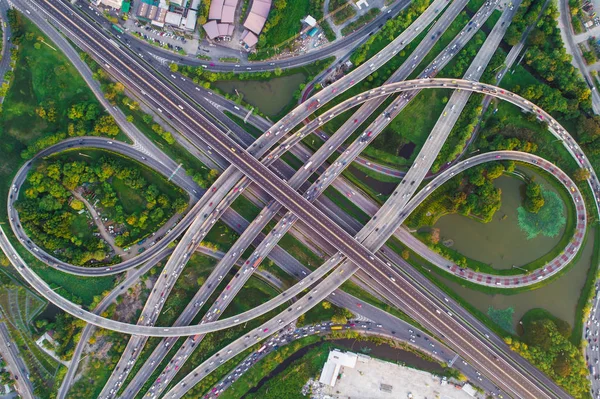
top-left (330, 325), bottom-right (343, 330)
top-left (112, 24), bottom-right (124, 34)
top-left (257, 345), bottom-right (267, 353)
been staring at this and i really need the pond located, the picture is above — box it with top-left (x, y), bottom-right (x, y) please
top-left (428, 169), bottom-right (592, 330)
top-left (213, 73), bottom-right (306, 117)
top-left (433, 170), bottom-right (565, 269)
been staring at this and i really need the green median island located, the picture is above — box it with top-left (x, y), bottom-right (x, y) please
top-left (16, 149), bottom-right (189, 266)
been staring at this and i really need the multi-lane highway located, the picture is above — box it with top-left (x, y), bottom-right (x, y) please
top-left (115, 4), bottom-right (486, 395)
top-left (0, 322), bottom-right (34, 399)
top-left (6, 0), bottom-right (598, 397)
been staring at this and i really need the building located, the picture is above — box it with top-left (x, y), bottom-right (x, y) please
top-left (96, 0), bottom-right (123, 10)
top-left (307, 27), bottom-right (319, 37)
top-left (241, 0), bottom-right (271, 47)
top-left (136, 0), bottom-right (196, 30)
top-left (304, 15), bottom-right (317, 27)
top-left (318, 350), bottom-right (358, 387)
top-left (204, 0), bottom-right (240, 39)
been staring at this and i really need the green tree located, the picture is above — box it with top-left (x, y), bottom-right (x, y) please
top-left (573, 168), bottom-right (591, 181)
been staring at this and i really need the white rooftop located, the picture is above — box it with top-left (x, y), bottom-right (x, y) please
top-left (318, 350), bottom-right (358, 387)
top-left (304, 15), bottom-right (317, 27)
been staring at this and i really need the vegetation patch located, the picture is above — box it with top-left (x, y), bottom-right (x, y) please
top-left (506, 311), bottom-right (590, 398)
top-left (487, 306), bottom-right (515, 334)
top-left (0, 11), bottom-right (122, 227)
top-left (17, 151), bottom-right (188, 265)
top-left (517, 186), bottom-right (566, 239)
top-left (407, 161), bottom-right (508, 229)
top-left (329, 0), bottom-right (356, 25)
top-left (341, 8), bottom-right (381, 36)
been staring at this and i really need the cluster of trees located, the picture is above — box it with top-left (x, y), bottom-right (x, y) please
top-left (35, 313), bottom-right (86, 361)
top-left (321, 301), bottom-right (353, 324)
top-left (504, 0), bottom-right (546, 46)
top-left (351, 0), bottom-right (431, 66)
top-left (192, 168), bottom-right (219, 188)
top-left (17, 155), bottom-right (187, 264)
top-left (432, 97), bottom-right (483, 173)
top-left (149, 121), bottom-right (176, 144)
top-left (524, 181), bottom-right (545, 213)
top-left (478, 116), bottom-right (540, 154)
top-left (506, 317), bottom-right (590, 398)
top-left (101, 80), bottom-right (125, 104)
top-left (574, 114), bottom-right (600, 155)
top-left (254, 0), bottom-right (288, 50)
top-left (17, 165), bottom-right (110, 266)
top-left (508, 2), bottom-right (591, 120)
top-left (409, 162), bottom-right (509, 231)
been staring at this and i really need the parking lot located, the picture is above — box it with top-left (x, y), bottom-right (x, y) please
top-left (321, 356), bottom-right (477, 399)
top-left (123, 20), bottom-right (198, 55)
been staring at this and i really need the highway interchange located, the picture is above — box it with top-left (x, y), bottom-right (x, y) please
top-left (1, 0), bottom-right (599, 398)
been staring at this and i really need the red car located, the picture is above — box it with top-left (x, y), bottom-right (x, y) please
top-left (353, 119), bottom-right (358, 124)
top-left (356, 303), bottom-right (362, 308)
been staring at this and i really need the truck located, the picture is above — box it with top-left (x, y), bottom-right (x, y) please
top-left (305, 99), bottom-right (320, 110)
top-left (253, 257), bottom-right (262, 268)
top-left (112, 24), bottom-right (124, 34)
top-left (304, 161), bottom-right (313, 170)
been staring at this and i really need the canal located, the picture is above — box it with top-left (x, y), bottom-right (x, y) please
top-left (213, 73), bottom-right (306, 117)
top-left (243, 337), bottom-right (444, 397)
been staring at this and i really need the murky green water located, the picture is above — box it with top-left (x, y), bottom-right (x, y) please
top-left (213, 73), bottom-right (306, 117)
top-left (430, 170), bottom-right (592, 329)
top-left (433, 171), bottom-right (565, 269)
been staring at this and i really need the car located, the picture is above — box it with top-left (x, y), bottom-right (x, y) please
top-left (353, 119), bottom-right (358, 124)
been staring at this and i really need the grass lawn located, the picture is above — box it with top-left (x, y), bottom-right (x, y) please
top-left (278, 232), bottom-right (324, 270)
top-left (301, 301), bottom-right (345, 326)
top-left (231, 195), bottom-right (262, 221)
top-left (203, 221), bottom-right (240, 252)
top-left (366, 89), bottom-right (450, 167)
top-left (323, 186), bottom-right (370, 225)
top-left (69, 213), bottom-right (96, 243)
top-left (112, 178), bottom-right (147, 214)
top-left (223, 110), bottom-right (263, 139)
